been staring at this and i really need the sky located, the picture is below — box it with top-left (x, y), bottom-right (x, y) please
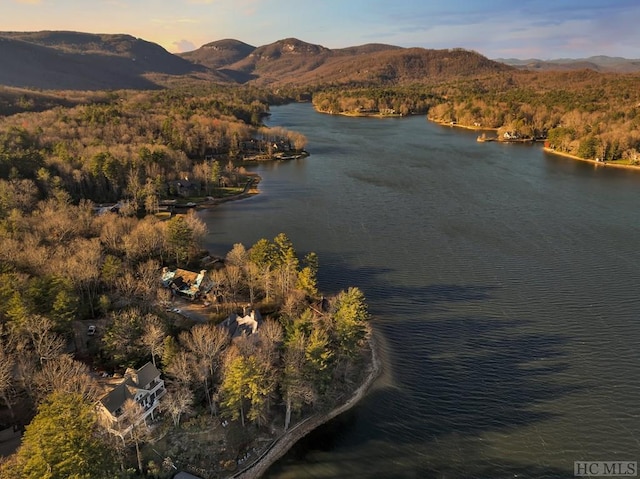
top-left (1, 0), bottom-right (639, 59)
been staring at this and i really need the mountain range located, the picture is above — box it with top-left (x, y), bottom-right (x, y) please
top-left (0, 31), bottom-right (638, 90)
top-left (496, 55), bottom-right (640, 73)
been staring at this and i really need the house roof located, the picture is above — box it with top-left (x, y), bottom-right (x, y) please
top-left (220, 309), bottom-right (262, 338)
top-left (100, 362), bottom-right (161, 415)
top-left (100, 381), bottom-right (135, 415)
top-left (133, 362), bottom-right (161, 389)
top-left (162, 268), bottom-right (212, 297)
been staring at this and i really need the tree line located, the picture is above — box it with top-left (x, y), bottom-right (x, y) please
top-left (311, 69), bottom-right (640, 163)
top-left (0, 85), bottom-right (306, 205)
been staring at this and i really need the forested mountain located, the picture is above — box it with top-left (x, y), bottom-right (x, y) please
top-left (185, 38), bottom-right (511, 86)
top-left (0, 31), bottom-right (511, 89)
top-left (0, 31), bottom-right (226, 90)
top-left (179, 38), bottom-right (256, 70)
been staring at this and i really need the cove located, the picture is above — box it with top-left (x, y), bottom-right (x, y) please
top-left (199, 103), bottom-right (640, 479)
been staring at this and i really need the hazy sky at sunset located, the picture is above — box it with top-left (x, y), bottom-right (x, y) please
top-left (2, 0), bottom-right (639, 59)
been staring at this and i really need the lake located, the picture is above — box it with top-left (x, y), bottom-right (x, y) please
top-left (199, 103), bottom-right (640, 479)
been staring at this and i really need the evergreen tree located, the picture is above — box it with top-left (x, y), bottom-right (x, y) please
top-left (166, 215), bottom-right (194, 266)
top-left (332, 287), bottom-right (369, 359)
top-left (0, 392), bottom-right (117, 479)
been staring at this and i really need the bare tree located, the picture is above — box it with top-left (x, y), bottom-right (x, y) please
top-left (120, 399), bottom-right (149, 473)
top-left (225, 243), bottom-right (248, 268)
top-left (136, 260), bottom-right (161, 303)
top-left (34, 354), bottom-right (100, 404)
top-left (156, 287), bottom-right (172, 311)
top-left (139, 314), bottom-right (166, 367)
top-left (258, 319), bottom-right (283, 367)
top-left (22, 315), bottom-right (65, 365)
top-left (223, 265), bottom-right (243, 308)
top-left (244, 262), bottom-right (261, 305)
top-left (179, 323), bottom-right (228, 415)
top-left (67, 238), bottom-right (102, 317)
top-left (163, 384), bottom-right (194, 427)
top-left (0, 343), bottom-right (16, 419)
top-left (164, 350), bottom-right (194, 387)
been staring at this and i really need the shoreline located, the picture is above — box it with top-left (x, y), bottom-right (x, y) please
top-left (429, 118), bottom-right (498, 132)
top-left (428, 119), bottom-right (640, 172)
top-left (543, 147), bottom-right (640, 172)
top-left (230, 326), bottom-right (382, 479)
top-left (314, 107), bottom-right (418, 119)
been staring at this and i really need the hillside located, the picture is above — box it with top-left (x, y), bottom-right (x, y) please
top-left (8, 30), bottom-right (640, 91)
top-left (179, 38), bottom-right (256, 70)
top-left (186, 38), bottom-right (511, 86)
top-left (0, 31), bottom-right (224, 90)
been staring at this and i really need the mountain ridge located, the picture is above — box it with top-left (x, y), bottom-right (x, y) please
top-left (1, 30), bottom-right (638, 90)
top-left (495, 55), bottom-right (640, 73)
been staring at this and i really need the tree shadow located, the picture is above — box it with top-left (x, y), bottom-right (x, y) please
top-left (316, 254), bottom-right (496, 309)
top-left (266, 256), bottom-right (580, 478)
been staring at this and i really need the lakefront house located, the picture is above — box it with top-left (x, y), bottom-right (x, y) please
top-left (98, 362), bottom-right (166, 436)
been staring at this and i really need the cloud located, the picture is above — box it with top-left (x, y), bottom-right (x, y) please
top-left (184, 0), bottom-right (261, 14)
top-left (151, 17), bottom-right (200, 27)
top-left (173, 39), bottom-right (197, 52)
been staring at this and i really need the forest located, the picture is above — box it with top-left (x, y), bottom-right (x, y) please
top-left (0, 84), bottom-right (371, 478)
top-left (313, 70), bottom-right (640, 164)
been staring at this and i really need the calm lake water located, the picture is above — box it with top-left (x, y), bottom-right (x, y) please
top-left (199, 103), bottom-right (640, 479)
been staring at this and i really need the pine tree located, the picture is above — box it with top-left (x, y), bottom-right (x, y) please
top-left (0, 392), bottom-right (117, 479)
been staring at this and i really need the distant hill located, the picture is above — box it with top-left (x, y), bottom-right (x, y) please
top-left (179, 38), bottom-right (256, 70)
top-left (183, 38), bottom-right (511, 86)
top-left (495, 55), bottom-right (640, 73)
top-left (0, 31), bottom-right (225, 90)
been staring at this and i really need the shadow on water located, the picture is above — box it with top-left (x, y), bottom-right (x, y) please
top-left (317, 253), bottom-right (495, 308)
top-left (266, 258), bottom-right (579, 478)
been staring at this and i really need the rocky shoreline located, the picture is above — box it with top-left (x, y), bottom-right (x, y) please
top-left (230, 328), bottom-right (382, 479)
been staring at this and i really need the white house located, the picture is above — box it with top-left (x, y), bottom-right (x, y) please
top-left (220, 308), bottom-right (262, 339)
top-left (99, 362), bottom-right (166, 436)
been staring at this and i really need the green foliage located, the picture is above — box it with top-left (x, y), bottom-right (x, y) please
top-left (50, 284), bottom-right (80, 329)
top-left (161, 335), bottom-right (180, 368)
top-left (578, 135), bottom-right (599, 159)
top-left (332, 287), bottom-right (369, 358)
top-left (284, 308), bottom-right (315, 340)
top-left (0, 85), bottom-right (304, 203)
top-left (0, 126), bottom-right (44, 179)
top-left (0, 392), bottom-right (117, 479)
top-left (296, 266), bottom-right (318, 297)
top-left (101, 254), bottom-right (122, 287)
top-left (313, 86), bottom-right (436, 116)
top-left (248, 238), bottom-right (275, 268)
top-left (220, 353), bottom-right (275, 426)
top-left (546, 127), bottom-right (575, 151)
top-left (166, 215), bottom-right (194, 266)
top-left (101, 308), bottom-right (146, 367)
top-left (304, 327), bottom-right (334, 390)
